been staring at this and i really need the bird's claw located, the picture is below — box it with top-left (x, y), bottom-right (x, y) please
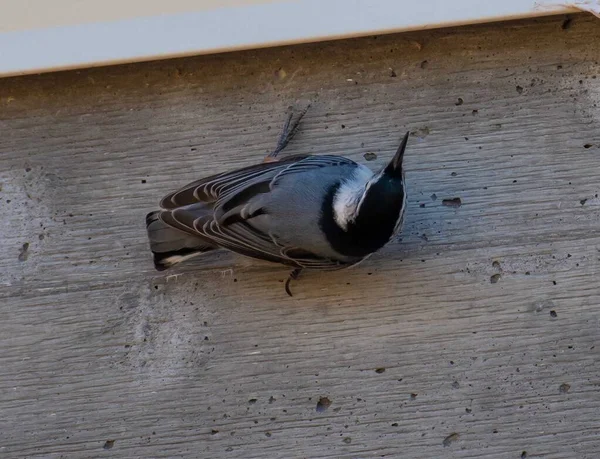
top-left (264, 104), bottom-right (311, 162)
top-left (285, 268), bottom-right (302, 297)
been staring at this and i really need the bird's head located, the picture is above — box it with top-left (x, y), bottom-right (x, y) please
top-left (327, 132), bottom-right (409, 257)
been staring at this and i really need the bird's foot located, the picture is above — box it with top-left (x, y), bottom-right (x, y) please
top-left (284, 268), bottom-right (303, 297)
top-left (263, 104), bottom-right (311, 163)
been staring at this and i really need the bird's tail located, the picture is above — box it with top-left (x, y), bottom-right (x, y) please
top-left (145, 211), bottom-right (217, 271)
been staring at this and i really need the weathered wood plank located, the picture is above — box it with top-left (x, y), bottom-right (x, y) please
top-left (1, 13), bottom-right (600, 459)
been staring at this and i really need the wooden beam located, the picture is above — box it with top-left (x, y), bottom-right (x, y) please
top-left (1, 14), bottom-right (599, 458)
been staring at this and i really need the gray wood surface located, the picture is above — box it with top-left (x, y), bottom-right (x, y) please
top-left (2, 13), bottom-right (600, 459)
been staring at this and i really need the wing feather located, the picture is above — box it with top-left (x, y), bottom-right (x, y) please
top-left (160, 155), bottom-right (310, 209)
top-left (160, 154), bottom-right (357, 209)
top-left (157, 154), bottom-right (360, 270)
top-left (196, 219), bottom-right (346, 270)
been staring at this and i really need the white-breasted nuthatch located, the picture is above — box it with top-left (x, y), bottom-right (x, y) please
top-left (146, 106), bottom-right (408, 296)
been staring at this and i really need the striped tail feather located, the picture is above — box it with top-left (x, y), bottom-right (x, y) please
top-left (145, 211), bottom-right (217, 271)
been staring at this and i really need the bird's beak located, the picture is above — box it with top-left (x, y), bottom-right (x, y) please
top-left (385, 131), bottom-right (409, 177)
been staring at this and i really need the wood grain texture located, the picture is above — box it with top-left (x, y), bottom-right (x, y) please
top-left (1, 13), bottom-right (600, 459)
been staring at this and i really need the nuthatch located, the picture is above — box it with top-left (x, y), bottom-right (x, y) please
top-left (146, 106), bottom-right (408, 296)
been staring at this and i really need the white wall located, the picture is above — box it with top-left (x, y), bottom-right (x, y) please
top-left (0, 0), bottom-right (575, 78)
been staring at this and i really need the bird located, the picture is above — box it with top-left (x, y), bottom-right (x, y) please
top-left (146, 106), bottom-right (409, 296)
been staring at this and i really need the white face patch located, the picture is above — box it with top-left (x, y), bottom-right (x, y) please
top-left (332, 165), bottom-right (374, 230)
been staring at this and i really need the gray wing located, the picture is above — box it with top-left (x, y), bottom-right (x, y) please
top-left (160, 154), bottom-right (311, 209)
top-left (157, 155), bottom-right (357, 270)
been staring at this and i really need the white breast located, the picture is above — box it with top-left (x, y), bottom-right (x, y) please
top-left (332, 165), bottom-right (374, 230)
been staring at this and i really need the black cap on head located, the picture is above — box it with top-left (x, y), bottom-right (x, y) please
top-left (384, 131), bottom-right (409, 178)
